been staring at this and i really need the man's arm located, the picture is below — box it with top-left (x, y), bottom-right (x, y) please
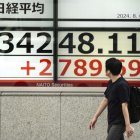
top-left (89, 97), bottom-right (108, 129)
top-left (122, 103), bottom-right (134, 137)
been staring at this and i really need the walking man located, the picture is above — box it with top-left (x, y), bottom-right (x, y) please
top-left (89, 58), bottom-right (134, 140)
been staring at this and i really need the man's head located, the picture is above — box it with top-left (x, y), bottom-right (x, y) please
top-left (105, 58), bottom-right (122, 77)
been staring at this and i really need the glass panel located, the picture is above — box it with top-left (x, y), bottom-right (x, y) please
top-left (58, 21), bottom-right (140, 28)
top-left (0, 31), bottom-right (53, 55)
top-left (58, 0), bottom-right (140, 19)
top-left (0, 0), bottom-right (53, 27)
top-left (58, 31), bottom-right (140, 86)
top-left (0, 31), bottom-right (54, 86)
top-left (58, 0), bottom-right (140, 28)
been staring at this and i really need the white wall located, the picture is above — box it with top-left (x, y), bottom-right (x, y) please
top-left (0, 87), bottom-right (139, 140)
